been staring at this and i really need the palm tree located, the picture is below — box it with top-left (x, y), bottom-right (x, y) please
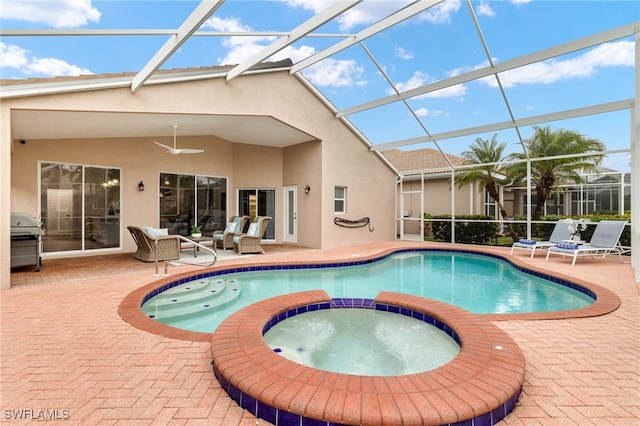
top-left (456, 134), bottom-right (519, 242)
top-left (505, 126), bottom-right (605, 220)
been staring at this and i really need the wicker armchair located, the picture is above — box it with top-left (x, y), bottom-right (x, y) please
top-left (127, 226), bottom-right (181, 262)
top-left (213, 215), bottom-right (248, 250)
top-left (233, 216), bottom-right (272, 255)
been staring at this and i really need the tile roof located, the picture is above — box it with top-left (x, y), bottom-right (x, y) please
top-left (382, 148), bottom-right (468, 175)
top-left (0, 60), bottom-right (293, 86)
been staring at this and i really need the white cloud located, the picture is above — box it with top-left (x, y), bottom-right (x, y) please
top-left (337, 1), bottom-right (413, 31)
top-left (490, 40), bottom-right (634, 88)
top-left (390, 71), bottom-right (467, 98)
top-left (602, 154), bottom-right (630, 173)
top-left (476, 1), bottom-right (495, 17)
top-left (0, 42), bottom-right (91, 77)
top-left (395, 46), bottom-right (414, 60)
top-left (0, 43), bottom-right (29, 69)
top-left (418, 0), bottom-right (461, 24)
top-left (204, 15), bottom-right (253, 33)
top-left (206, 14), bottom-right (361, 88)
top-left (0, 0), bottom-right (100, 28)
top-left (205, 15), bottom-right (315, 65)
top-left (278, 0), bottom-right (416, 31)
top-left (26, 56), bottom-right (92, 76)
top-left (303, 58), bottom-right (365, 87)
top-left (277, 0), bottom-right (335, 14)
top-left (415, 107), bottom-right (444, 117)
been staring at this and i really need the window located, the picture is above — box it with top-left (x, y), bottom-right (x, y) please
top-left (570, 190), bottom-right (595, 216)
top-left (159, 173), bottom-right (227, 235)
top-left (40, 162), bottom-right (121, 253)
top-left (546, 192), bottom-right (565, 216)
top-left (238, 189), bottom-right (275, 239)
top-left (484, 191), bottom-right (496, 218)
top-left (334, 186), bottom-right (346, 214)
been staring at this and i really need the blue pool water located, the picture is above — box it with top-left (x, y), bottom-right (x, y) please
top-left (142, 251), bottom-right (594, 333)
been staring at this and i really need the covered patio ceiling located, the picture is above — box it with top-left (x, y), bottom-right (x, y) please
top-left (10, 109), bottom-right (318, 148)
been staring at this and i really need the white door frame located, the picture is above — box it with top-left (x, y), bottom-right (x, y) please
top-left (284, 185), bottom-right (297, 243)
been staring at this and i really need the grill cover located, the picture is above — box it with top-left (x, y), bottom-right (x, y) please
top-left (11, 212), bottom-right (45, 272)
top-left (11, 212), bottom-right (45, 236)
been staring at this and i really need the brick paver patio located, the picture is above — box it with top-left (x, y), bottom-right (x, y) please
top-left (2, 241), bottom-right (638, 425)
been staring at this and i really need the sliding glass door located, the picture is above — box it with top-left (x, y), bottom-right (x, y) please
top-left (40, 162), bottom-right (121, 253)
top-left (159, 173), bottom-right (227, 236)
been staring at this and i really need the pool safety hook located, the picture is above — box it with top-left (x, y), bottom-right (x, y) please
top-left (334, 216), bottom-right (374, 232)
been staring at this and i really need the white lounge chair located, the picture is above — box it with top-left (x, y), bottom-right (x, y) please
top-left (510, 220), bottom-right (574, 258)
top-left (545, 220), bottom-right (628, 265)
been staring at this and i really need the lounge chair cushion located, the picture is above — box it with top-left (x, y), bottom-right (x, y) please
top-left (518, 239), bottom-right (536, 245)
top-left (556, 243), bottom-right (579, 250)
top-left (143, 226), bottom-right (168, 238)
top-left (247, 222), bottom-right (258, 236)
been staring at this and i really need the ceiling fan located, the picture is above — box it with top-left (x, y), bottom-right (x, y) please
top-left (154, 124), bottom-right (204, 155)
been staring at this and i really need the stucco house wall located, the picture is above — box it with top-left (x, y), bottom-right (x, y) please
top-left (398, 177), bottom-right (480, 235)
top-left (283, 141), bottom-right (322, 248)
top-left (3, 69), bottom-right (397, 288)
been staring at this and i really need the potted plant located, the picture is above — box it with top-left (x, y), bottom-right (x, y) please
top-left (423, 213), bottom-right (433, 238)
top-left (191, 225), bottom-right (202, 238)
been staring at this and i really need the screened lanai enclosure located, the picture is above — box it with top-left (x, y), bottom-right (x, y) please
top-left (1, 0), bottom-right (638, 281)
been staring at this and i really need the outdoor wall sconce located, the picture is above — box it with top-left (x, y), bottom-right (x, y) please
top-left (138, 181), bottom-right (145, 191)
top-left (304, 184), bottom-right (311, 194)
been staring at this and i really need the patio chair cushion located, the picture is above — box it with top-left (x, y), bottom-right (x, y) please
top-left (518, 239), bottom-right (536, 245)
top-left (225, 222), bottom-right (236, 233)
top-left (247, 222), bottom-right (259, 236)
top-left (143, 226), bottom-right (167, 238)
top-left (556, 243), bottom-right (579, 250)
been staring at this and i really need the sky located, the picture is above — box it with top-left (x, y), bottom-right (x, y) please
top-left (0, 0), bottom-right (638, 171)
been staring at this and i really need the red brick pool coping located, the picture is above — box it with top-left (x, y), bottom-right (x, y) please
top-left (211, 290), bottom-right (525, 425)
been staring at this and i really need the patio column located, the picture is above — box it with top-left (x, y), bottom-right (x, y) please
top-left (1, 104), bottom-right (11, 289)
top-left (632, 28), bottom-right (639, 282)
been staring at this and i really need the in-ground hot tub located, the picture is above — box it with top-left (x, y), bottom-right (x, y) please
top-left (264, 305), bottom-right (461, 376)
top-left (211, 290), bottom-right (526, 426)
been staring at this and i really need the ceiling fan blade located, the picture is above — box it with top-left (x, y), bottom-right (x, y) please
top-left (155, 131), bottom-right (204, 154)
top-left (154, 141), bottom-right (181, 154)
top-left (177, 148), bottom-right (205, 154)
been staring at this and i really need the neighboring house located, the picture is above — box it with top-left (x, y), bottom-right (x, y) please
top-left (509, 166), bottom-right (631, 217)
top-left (386, 148), bottom-right (629, 238)
top-left (2, 62), bottom-right (397, 288)
top-left (383, 148), bottom-right (511, 238)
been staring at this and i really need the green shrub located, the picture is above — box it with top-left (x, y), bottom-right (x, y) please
top-left (429, 213), bottom-right (631, 248)
top-left (430, 214), bottom-right (500, 244)
top-left (579, 213), bottom-right (631, 247)
top-left (515, 213), bottom-right (631, 247)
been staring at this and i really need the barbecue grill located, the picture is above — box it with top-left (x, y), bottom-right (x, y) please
top-left (11, 212), bottom-right (45, 272)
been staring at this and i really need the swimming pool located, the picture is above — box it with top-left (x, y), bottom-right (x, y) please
top-left (141, 250), bottom-right (595, 333)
